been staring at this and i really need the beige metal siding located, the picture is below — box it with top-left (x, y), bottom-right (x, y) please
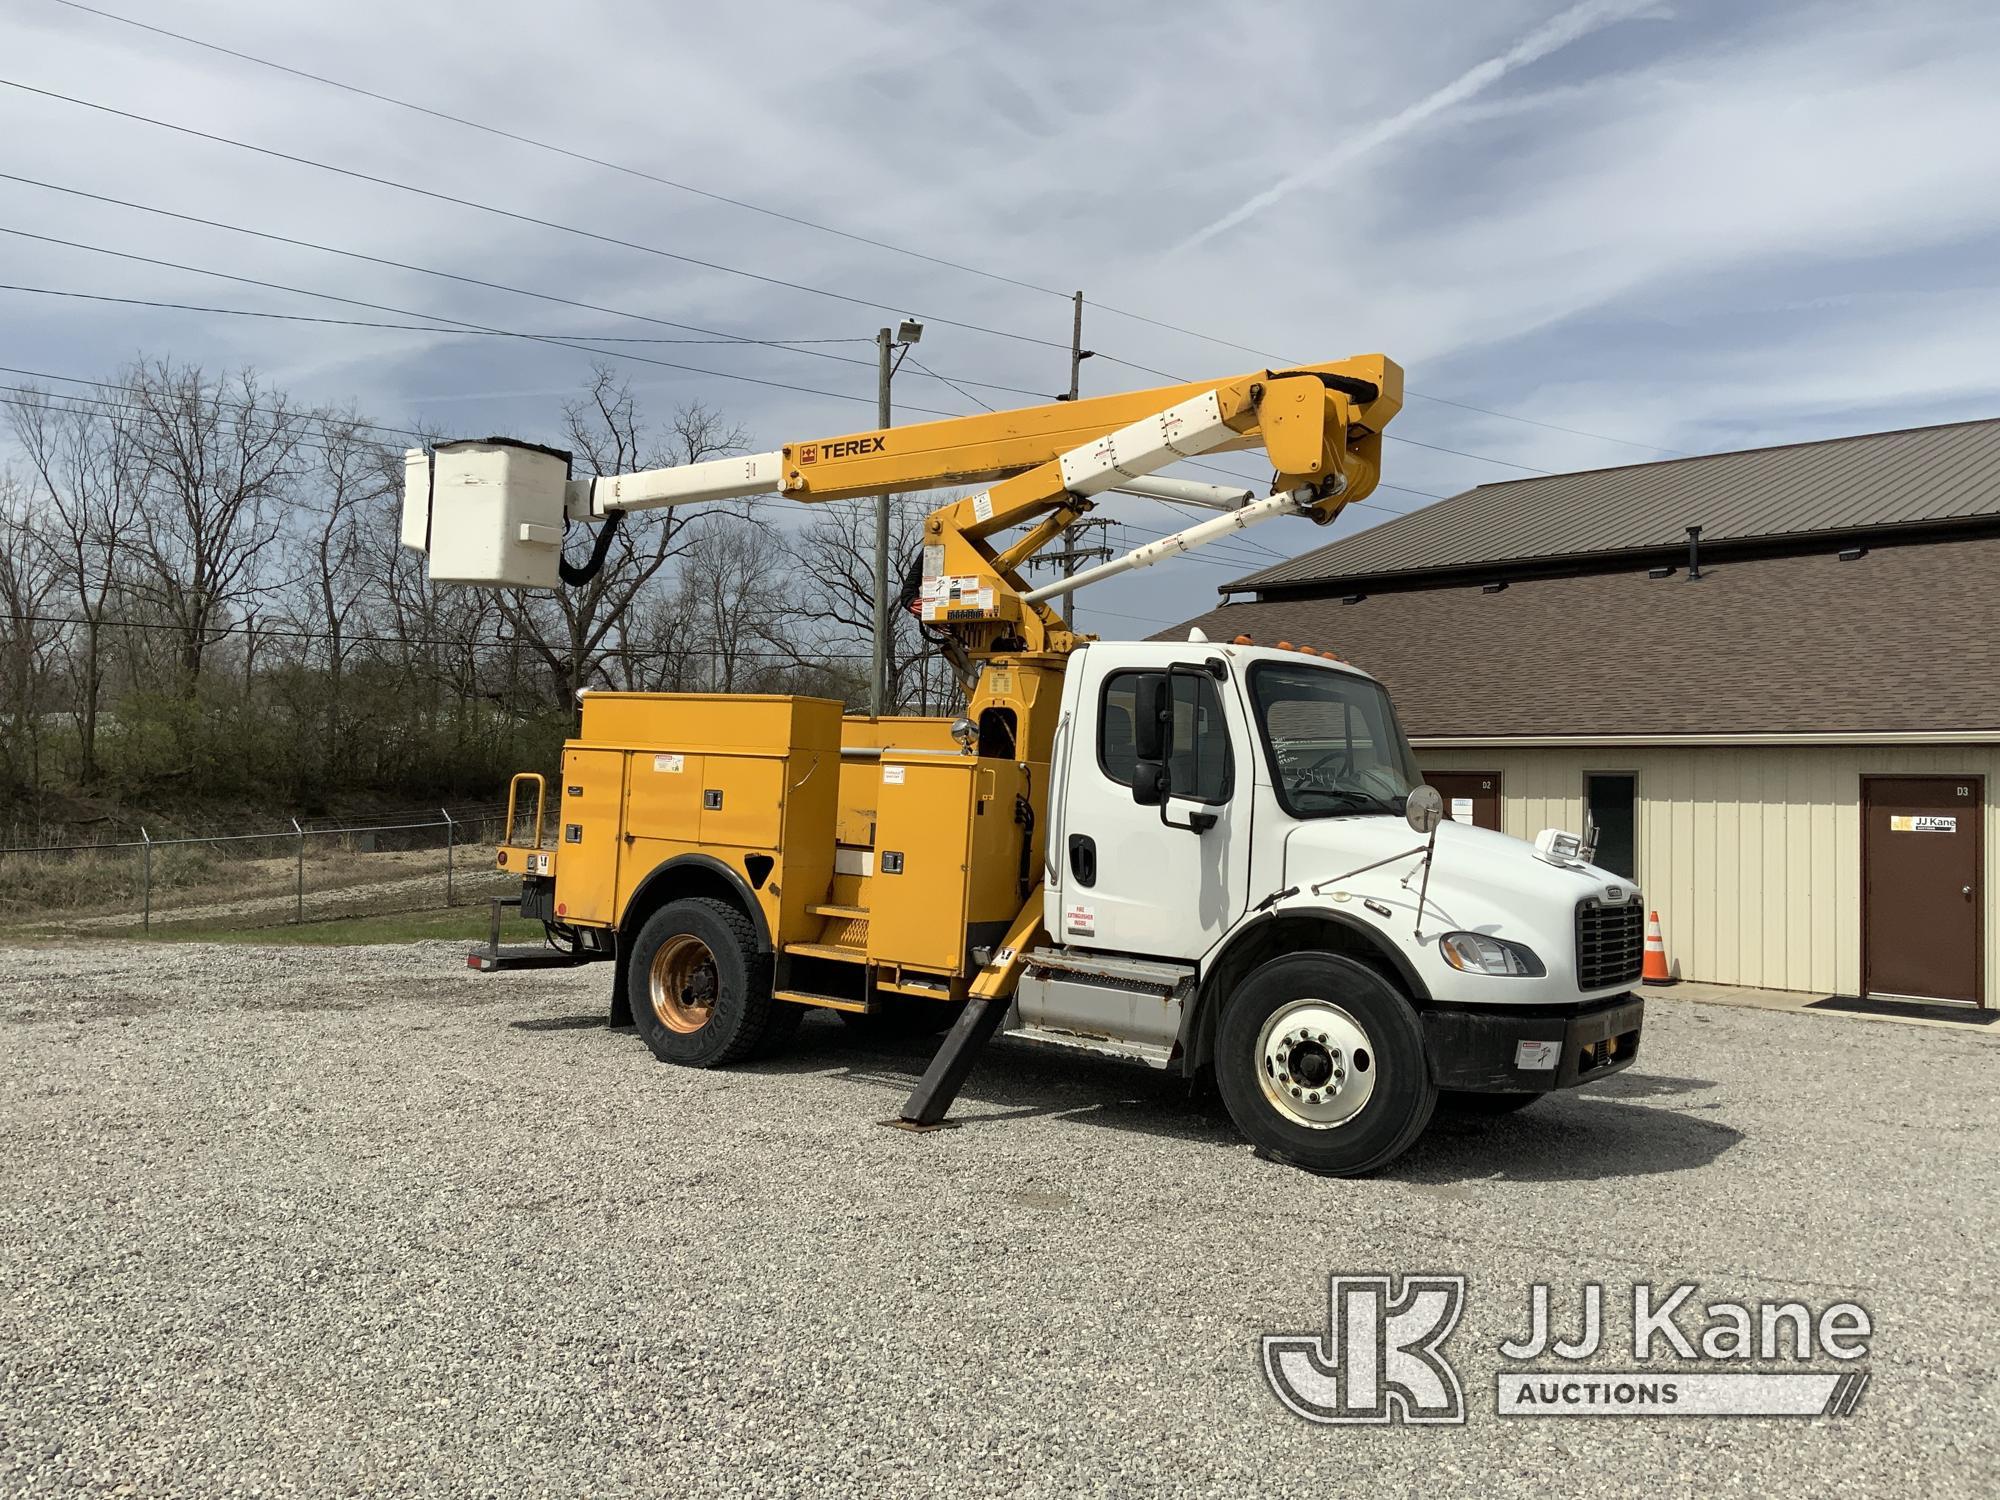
top-left (1416, 744), bottom-right (2000, 999)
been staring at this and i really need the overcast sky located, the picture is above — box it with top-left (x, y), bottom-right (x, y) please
top-left (5, 0), bottom-right (1999, 636)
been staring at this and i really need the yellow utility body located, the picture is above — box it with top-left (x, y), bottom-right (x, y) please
top-left (502, 694), bottom-right (1038, 1005)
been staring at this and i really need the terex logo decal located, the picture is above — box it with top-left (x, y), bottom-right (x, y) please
top-left (811, 435), bottom-right (887, 461)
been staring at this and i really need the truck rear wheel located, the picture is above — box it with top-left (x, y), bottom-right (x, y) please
top-left (1216, 953), bottom-right (1436, 1176)
top-left (627, 897), bottom-right (775, 1068)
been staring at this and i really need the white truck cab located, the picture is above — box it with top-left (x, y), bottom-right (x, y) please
top-left (1010, 637), bottom-right (1645, 1174)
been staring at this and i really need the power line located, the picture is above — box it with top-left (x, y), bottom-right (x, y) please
top-left (0, 225), bottom-right (972, 419)
top-left (902, 354), bottom-right (1000, 413)
top-left (0, 283), bottom-right (1032, 392)
top-left (43, 0), bottom-right (1077, 305)
top-left (39, 0), bottom-right (1680, 459)
top-left (0, 172), bottom-right (1052, 399)
top-left (0, 364), bottom-right (428, 442)
top-left (0, 387), bottom-right (417, 467)
top-left (1, 384), bottom-right (1273, 572)
top-left (0, 143), bottom-right (1631, 483)
top-left (0, 77), bottom-right (1076, 357)
top-left (3, 281), bottom-right (898, 347)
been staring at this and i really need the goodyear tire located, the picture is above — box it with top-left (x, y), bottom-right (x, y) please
top-left (626, 897), bottom-right (774, 1068)
top-left (1215, 952), bottom-right (1436, 1177)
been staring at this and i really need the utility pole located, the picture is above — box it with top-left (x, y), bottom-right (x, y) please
top-left (1031, 517), bottom-right (1114, 631)
top-left (1072, 290), bottom-right (1088, 402)
top-left (1038, 291), bottom-right (1108, 624)
top-left (871, 327), bottom-right (891, 718)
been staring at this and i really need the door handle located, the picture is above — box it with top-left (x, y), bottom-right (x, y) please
top-left (1068, 834), bottom-right (1097, 887)
top-left (1966, 886), bottom-right (1976, 899)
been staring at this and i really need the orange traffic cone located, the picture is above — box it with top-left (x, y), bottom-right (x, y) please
top-left (1641, 910), bottom-right (1674, 985)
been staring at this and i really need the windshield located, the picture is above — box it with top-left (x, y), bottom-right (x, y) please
top-left (1248, 662), bottom-right (1424, 817)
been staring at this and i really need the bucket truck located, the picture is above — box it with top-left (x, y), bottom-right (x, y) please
top-left (400, 353), bottom-right (1644, 1175)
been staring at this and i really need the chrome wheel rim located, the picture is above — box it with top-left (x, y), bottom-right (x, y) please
top-left (1255, 998), bottom-right (1377, 1129)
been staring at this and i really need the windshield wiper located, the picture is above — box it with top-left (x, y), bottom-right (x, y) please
top-left (1293, 787), bottom-right (1395, 813)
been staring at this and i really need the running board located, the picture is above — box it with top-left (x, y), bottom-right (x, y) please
top-left (1008, 1023), bottom-right (1174, 1068)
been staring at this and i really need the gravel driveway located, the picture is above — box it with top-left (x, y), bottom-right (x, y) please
top-left (3, 942), bottom-right (1995, 1498)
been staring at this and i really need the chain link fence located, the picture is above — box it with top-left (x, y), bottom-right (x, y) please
top-left (0, 804), bottom-right (522, 935)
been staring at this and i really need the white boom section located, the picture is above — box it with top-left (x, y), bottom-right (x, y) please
top-left (1109, 475), bottom-right (1257, 511)
top-left (401, 384), bottom-right (1304, 591)
top-left (1052, 391), bottom-right (1229, 497)
top-left (1020, 487), bottom-right (1318, 603)
top-left (567, 449), bottom-right (788, 518)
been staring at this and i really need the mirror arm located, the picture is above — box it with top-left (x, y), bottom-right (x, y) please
top-left (1160, 804), bottom-right (1217, 835)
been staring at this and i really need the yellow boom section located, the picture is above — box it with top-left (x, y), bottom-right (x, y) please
top-left (775, 354), bottom-right (1403, 507)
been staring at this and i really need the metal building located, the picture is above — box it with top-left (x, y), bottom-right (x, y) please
top-left (1168, 417), bottom-right (2000, 1008)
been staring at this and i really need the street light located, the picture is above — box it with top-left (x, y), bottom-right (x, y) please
top-left (871, 317), bottom-right (921, 717)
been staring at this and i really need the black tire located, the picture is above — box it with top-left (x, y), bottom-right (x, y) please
top-left (625, 897), bottom-right (773, 1067)
top-left (1440, 1089), bottom-right (1542, 1115)
top-left (1215, 952), bottom-right (1436, 1177)
top-left (838, 996), bottom-right (966, 1039)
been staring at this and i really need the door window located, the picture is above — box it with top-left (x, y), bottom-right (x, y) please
top-left (1585, 773), bottom-right (1637, 878)
top-left (1098, 669), bottom-right (1233, 804)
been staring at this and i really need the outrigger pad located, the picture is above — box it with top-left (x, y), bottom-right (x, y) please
top-left (897, 994), bottom-right (1010, 1127)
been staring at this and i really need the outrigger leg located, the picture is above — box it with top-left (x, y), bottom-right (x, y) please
top-left (892, 897), bottom-right (1043, 1129)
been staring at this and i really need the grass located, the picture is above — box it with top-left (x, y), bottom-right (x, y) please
top-left (88, 907), bottom-right (549, 947)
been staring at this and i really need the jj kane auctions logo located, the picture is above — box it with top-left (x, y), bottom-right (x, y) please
top-left (1264, 1276), bottom-right (1872, 1423)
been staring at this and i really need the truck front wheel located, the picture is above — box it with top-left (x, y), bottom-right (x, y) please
top-left (627, 897), bottom-right (775, 1068)
top-left (1216, 953), bottom-right (1437, 1176)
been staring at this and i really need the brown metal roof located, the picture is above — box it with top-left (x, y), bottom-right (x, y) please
top-left (1164, 535), bottom-right (2000, 739)
top-left (1231, 415), bottom-right (2000, 594)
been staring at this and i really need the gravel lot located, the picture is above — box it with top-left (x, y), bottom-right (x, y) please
top-left (3, 941), bottom-right (1996, 1498)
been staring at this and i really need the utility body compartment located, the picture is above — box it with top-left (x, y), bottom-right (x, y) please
top-left (542, 693), bottom-right (1045, 982)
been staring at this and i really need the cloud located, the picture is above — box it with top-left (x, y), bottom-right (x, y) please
top-left (2, 0), bottom-right (1997, 635)
top-left (1169, 0), bottom-right (1667, 255)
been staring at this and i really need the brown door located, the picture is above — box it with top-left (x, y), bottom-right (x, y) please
top-left (1425, 771), bottom-right (1502, 831)
top-left (1862, 775), bottom-right (1983, 1005)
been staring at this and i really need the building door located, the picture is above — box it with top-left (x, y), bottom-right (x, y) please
top-left (1861, 775), bottom-right (1983, 1006)
top-left (1424, 771), bottom-right (1501, 831)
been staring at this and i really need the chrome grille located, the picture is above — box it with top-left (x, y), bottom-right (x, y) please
top-left (1575, 899), bottom-right (1644, 990)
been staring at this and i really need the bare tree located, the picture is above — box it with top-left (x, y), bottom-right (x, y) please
top-left (286, 410), bottom-right (398, 772)
top-left (502, 366), bottom-right (749, 707)
top-left (780, 494), bottom-right (956, 712)
top-left (0, 478), bottom-right (62, 792)
top-left (671, 505), bottom-right (788, 692)
top-left (7, 393), bottom-right (145, 783)
top-left (122, 361), bottom-right (309, 683)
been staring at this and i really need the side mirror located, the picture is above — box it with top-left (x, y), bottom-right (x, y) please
top-left (1132, 673), bottom-right (1168, 762)
top-left (1405, 784), bottom-right (1445, 835)
top-left (1131, 759), bottom-right (1170, 807)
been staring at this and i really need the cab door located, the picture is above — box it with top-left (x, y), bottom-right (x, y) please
top-left (1053, 653), bottom-right (1253, 960)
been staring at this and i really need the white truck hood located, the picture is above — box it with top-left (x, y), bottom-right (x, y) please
top-left (1274, 816), bottom-right (1640, 1004)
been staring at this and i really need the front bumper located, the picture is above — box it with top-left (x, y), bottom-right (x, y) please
top-left (1420, 993), bottom-right (1643, 1093)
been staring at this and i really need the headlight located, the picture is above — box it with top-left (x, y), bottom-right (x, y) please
top-left (1439, 932), bottom-right (1544, 977)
